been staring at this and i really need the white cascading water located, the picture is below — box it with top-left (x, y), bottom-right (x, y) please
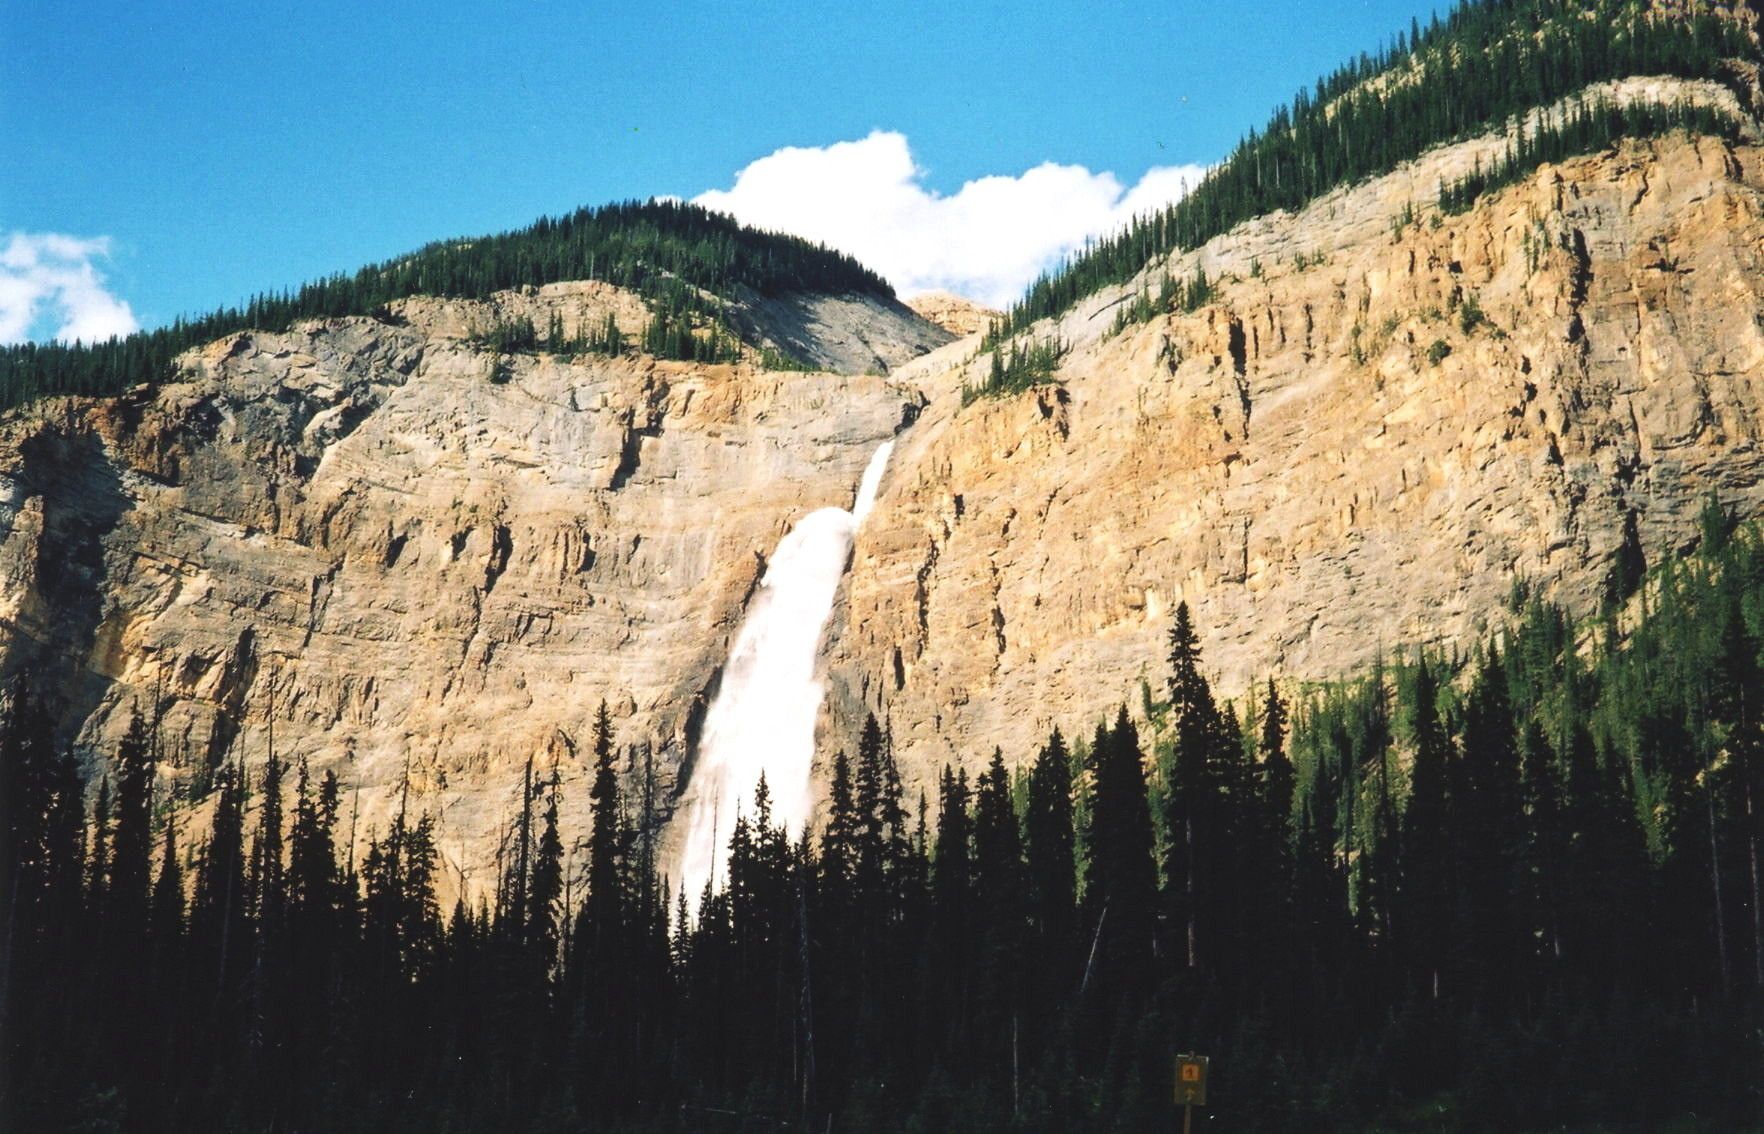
top-left (675, 440), bottom-right (894, 908)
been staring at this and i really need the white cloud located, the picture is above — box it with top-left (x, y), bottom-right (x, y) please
top-left (0, 232), bottom-right (139, 345)
top-left (694, 130), bottom-right (1208, 309)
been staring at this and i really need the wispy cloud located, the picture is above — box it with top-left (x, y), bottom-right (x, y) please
top-left (695, 130), bottom-right (1208, 309)
top-left (0, 232), bottom-right (139, 346)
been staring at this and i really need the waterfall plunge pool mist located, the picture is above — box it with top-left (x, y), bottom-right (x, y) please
top-left (674, 440), bottom-right (894, 908)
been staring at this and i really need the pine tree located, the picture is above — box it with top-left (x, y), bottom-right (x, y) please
top-left (1082, 709), bottom-right (1158, 1000)
top-left (249, 744), bottom-right (286, 931)
top-left (191, 762), bottom-right (249, 998)
top-left (88, 777), bottom-right (111, 917)
top-left (151, 816), bottom-right (183, 945)
top-left (930, 764), bottom-right (973, 1052)
top-left (107, 712), bottom-right (156, 951)
top-left (1457, 649), bottom-right (1527, 1002)
top-left (1162, 602), bottom-right (1231, 973)
top-left (971, 747), bottom-right (1026, 1080)
top-left (287, 763), bottom-right (343, 956)
top-left (1399, 658), bottom-right (1454, 999)
top-left (529, 766), bottom-right (565, 978)
top-left (581, 701), bottom-right (624, 964)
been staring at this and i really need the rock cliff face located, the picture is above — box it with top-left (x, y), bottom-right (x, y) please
top-left (0, 282), bottom-right (931, 884)
top-left (825, 92), bottom-right (1764, 797)
top-left (5, 84), bottom-right (1764, 882)
top-left (905, 292), bottom-right (999, 338)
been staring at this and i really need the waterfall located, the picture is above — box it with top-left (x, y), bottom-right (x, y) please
top-left (674, 440), bottom-right (894, 908)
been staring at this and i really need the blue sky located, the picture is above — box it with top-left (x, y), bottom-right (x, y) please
top-left (7, 0), bottom-right (1441, 340)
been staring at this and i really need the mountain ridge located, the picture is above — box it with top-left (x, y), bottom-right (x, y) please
top-left (3, 7), bottom-right (1764, 897)
top-left (0, 199), bottom-right (921, 412)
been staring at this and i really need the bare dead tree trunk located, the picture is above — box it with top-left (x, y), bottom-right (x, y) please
top-left (1707, 780), bottom-right (1731, 998)
top-left (1078, 901), bottom-right (1110, 1000)
top-left (1185, 817), bottom-right (1197, 970)
top-left (1747, 772), bottom-right (1763, 993)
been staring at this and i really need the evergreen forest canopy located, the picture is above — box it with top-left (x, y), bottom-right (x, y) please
top-left (0, 200), bottom-right (889, 412)
top-left (7, 501), bottom-right (1764, 1131)
top-left (990, 0), bottom-right (1760, 339)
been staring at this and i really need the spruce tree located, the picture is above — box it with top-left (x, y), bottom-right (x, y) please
top-left (930, 765), bottom-right (973, 1051)
top-left (971, 747), bottom-right (1026, 1079)
top-left (151, 817), bottom-right (183, 946)
top-left (529, 767), bottom-right (565, 977)
top-left (287, 763), bottom-right (343, 958)
top-left (107, 711), bottom-right (156, 946)
top-left (820, 749), bottom-right (860, 904)
top-left (1399, 658), bottom-right (1454, 999)
top-left (582, 701), bottom-right (624, 964)
top-left (1519, 718), bottom-right (1566, 979)
top-left (88, 777), bottom-right (111, 916)
top-left (249, 745), bottom-right (286, 931)
top-left (1024, 727), bottom-right (1076, 972)
top-left (1457, 650), bottom-right (1527, 1001)
top-left (574, 700), bottom-right (626, 1114)
top-left (1162, 602), bottom-right (1231, 973)
top-left (1082, 709), bottom-right (1157, 999)
top-left (1259, 678), bottom-right (1296, 905)
top-left (191, 762), bottom-right (249, 999)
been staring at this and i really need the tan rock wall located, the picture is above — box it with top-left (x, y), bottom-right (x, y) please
top-left (0, 284), bottom-right (917, 890)
top-left (7, 98), bottom-right (1764, 887)
top-left (823, 127), bottom-right (1764, 809)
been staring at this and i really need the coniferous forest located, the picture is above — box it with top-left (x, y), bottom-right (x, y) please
top-left (991, 0), bottom-right (1757, 338)
top-left (0, 200), bottom-right (886, 412)
top-left (8, 1), bottom-right (1764, 1129)
top-left (6, 501), bottom-right (1764, 1132)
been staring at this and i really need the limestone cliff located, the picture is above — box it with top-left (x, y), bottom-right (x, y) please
top-left (905, 292), bottom-right (1000, 338)
top-left (5, 83), bottom-right (1764, 883)
top-left (823, 88), bottom-right (1764, 801)
top-left (0, 282), bottom-right (935, 886)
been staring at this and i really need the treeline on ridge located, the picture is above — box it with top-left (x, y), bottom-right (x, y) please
top-left (7, 500), bottom-right (1764, 1130)
top-left (1436, 91), bottom-right (1746, 211)
top-left (0, 200), bottom-right (886, 412)
top-left (992, 0), bottom-right (1756, 338)
top-left (1076, 94), bottom-right (1748, 349)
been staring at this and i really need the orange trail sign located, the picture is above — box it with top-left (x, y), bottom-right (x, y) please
top-left (1175, 1053), bottom-right (1209, 1108)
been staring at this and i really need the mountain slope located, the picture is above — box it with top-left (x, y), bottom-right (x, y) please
top-left (4, 5), bottom-right (1764, 890)
top-left (825, 114), bottom-right (1764, 802)
top-left (993, 0), bottom-right (1758, 335)
top-left (0, 199), bottom-right (931, 409)
top-left (0, 280), bottom-right (931, 880)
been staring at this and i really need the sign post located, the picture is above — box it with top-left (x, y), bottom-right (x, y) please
top-left (1175, 1053), bottom-right (1209, 1133)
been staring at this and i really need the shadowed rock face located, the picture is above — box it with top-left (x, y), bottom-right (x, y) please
top-left (8, 98), bottom-right (1764, 890)
top-left (0, 283), bottom-right (925, 890)
top-left (0, 428), bottom-right (130, 745)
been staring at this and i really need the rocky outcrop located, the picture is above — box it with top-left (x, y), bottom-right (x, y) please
top-left (905, 292), bottom-right (999, 338)
top-left (823, 113), bottom-right (1764, 804)
top-left (6, 83), bottom-right (1764, 884)
top-left (0, 281), bottom-right (922, 889)
top-left (731, 289), bottom-right (951, 374)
